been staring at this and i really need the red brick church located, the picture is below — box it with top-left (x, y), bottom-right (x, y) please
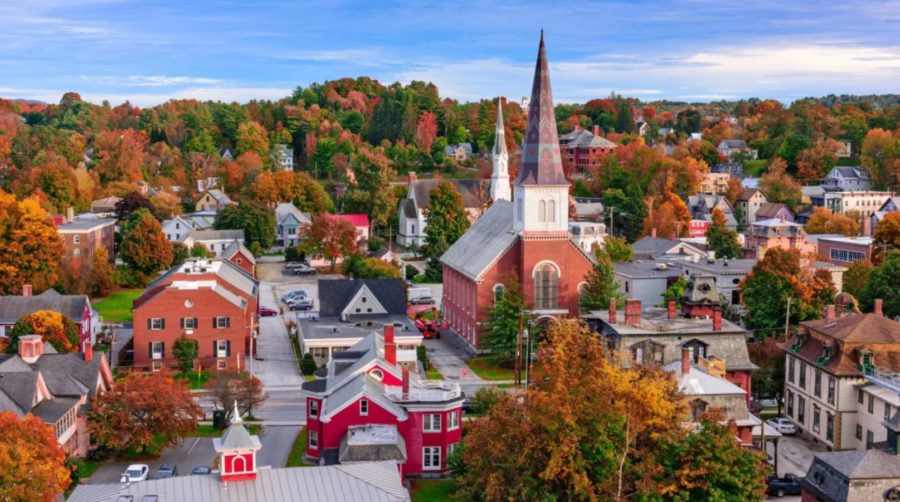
top-left (440, 33), bottom-right (595, 348)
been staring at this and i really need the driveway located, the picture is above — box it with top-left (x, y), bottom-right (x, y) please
top-left (87, 437), bottom-right (215, 484)
top-left (256, 425), bottom-right (301, 468)
top-left (770, 435), bottom-right (825, 478)
top-left (422, 335), bottom-right (489, 398)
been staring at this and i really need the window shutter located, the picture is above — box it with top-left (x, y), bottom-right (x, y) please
top-left (161, 318), bottom-right (166, 329)
top-left (225, 317), bottom-right (230, 328)
top-left (161, 342), bottom-right (165, 358)
top-left (213, 340), bottom-right (217, 356)
top-left (180, 318), bottom-right (185, 329)
top-left (226, 340), bottom-right (231, 357)
top-left (148, 342), bottom-right (153, 357)
top-left (147, 319), bottom-right (151, 329)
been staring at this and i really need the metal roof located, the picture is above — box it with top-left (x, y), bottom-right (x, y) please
top-left (0, 291), bottom-right (89, 324)
top-left (440, 200), bottom-right (518, 281)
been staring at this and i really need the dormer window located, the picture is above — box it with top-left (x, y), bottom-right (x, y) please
top-left (682, 339), bottom-right (708, 363)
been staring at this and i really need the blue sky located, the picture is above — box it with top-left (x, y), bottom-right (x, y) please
top-left (2, 0), bottom-right (900, 106)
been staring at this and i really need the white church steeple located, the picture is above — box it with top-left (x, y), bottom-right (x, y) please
top-left (490, 100), bottom-right (511, 202)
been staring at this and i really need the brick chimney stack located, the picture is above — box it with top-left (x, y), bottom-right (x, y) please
top-left (592, 124), bottom-right (600, 137)
top-left (651, 227), bottom-right (657, 238)
top-left (22, 284), bottom-right (32, 297)
top-left (408, 171), bottom-right (417, 183)
top-left (624, 299), bottom-right (641, 327)
top-left (383, 324), bottom-right (396, 366)
top-left (712, 309), bottom-right (722, 331)
top-left (667, 299), bottom-right (677, 320)
top-left (681, 347), bottom-right (691, 375)
top-left (608, 298), bottom-right (617, 324)
top-left (83, 340), bottom-right (93, 363)
top-left (402, 367), bottom-right (410, 399)
top-left (825, 304), bottom-right (835, 323)
top-left (836, 304), bottom-right (844, 318)
top-left (18, 334), bottom-right (44, 364)
top-left (875, 299), bottom-right (883, 317)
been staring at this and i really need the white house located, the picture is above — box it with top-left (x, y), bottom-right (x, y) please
top-left (161, 215), bottom-right (195, 243)
top-left (273, 144), bottom-right (294, 171)
top-left (275, 202), bottom-right (311, 248)
top-left (822, 166), bottom-right (871, 192)
top-left (183, 229), bottom-right (245, 256)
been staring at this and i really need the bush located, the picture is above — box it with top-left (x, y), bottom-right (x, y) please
top-left (417, 344), bottom-right (428, 369)
top-left (411, 274), bottom-right (427, 284)
top-left (470, 386), bottom-right (504, 414)
top-left (301, 352), bottom-right (318, 375)
top-left (285, 246), bottom-right (306, 263)
top-left (405, 264), bottom-right (419, 280)
top-left (367, 236), bottom-right (385, 252)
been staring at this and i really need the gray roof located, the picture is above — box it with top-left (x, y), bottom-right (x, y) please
top-left (141, 259), bottom-right (258, 307)
top-left (67, 462), bottom-right (411, 502)
top-left (615, 261), bottom-right (683, 280)
top-left (204, 189), bottom-right (233, 205)
top-left (318, 279), bottom-right (407, 318)
top-left (814, 449), bottom-right (900, 479)
top-left (32, 352), bottom-right (106, 399)
top-left (632, 237), bottom-right (680, 258)
top-left (214, 421), bottom-right (262, 451)
top-left (440, 200), bottom-right (518, 281)
top-left (31, 397), bottom-right (79, 423)
top-left (56, 217), bottom-right (116, 232)
top-left (400, 198), bottom-right (417, 219)
top-left (275, 202), bottom-right (310, 226)
top-left (829, 166), bottom-right (869, 180)
top-left (0, 372), bottom-right (39, 414)
top-left (0, 291), bottom-right (88, 324)
top-left (222, 240), bottom-right (256, 265)
top-left (189, 229), bottom-right (245, 241)
top-left (407, 179), bottom-right (489, 211)
top-left (719, 139), bottom-right (748, 149)
top-left (339, 425), bottom-right (407, 463)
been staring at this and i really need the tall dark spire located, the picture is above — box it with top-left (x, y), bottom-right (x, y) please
top-left (515, 31), bottom-right (567, 186)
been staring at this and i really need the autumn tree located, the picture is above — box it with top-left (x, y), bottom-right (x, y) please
top-left (8, 310), bottom-right (80, 353)
top-left (482, 275), bottom-right (529, 366)
top-left (119, 208), bottom-right (174, 283)
top-left (88, 371), bottom-right (203, 455)
top-left (208, 371), bottom-right (267, 422)
top-left (740, 248), bottom-right (836, 335)
top-left (92, 129), bottom-right (148, 183)
top-left (299, 215), bottom-right (359, 271)
top-left (805, 207), bottom-right (860, 236)
top-left (642, 191), bottom-right (691, 239)
top-left (706, 207), bottom-right (743, 259)
top-left (214, 201), bottom-right (276, 250)
top-left (87, 247), bottom-right (115, 297)
top-left (796, 137), bottom-right (845, 181)
top-left (0, 412), bottom-right (70, 501)
top-left (341, 254), bottom-right (402, 279)
top-left (236, 121), bottom-right (270, 164)
top-left (759, 158), bottom-right (803, 210)
top-left (580, 248), bottom-right (625, 313)
top-left (415, 111), bottom-right (438, 154)
top-left (0, 192), bottom-right (64, 295)
top-left (604, 235), bottom-right (633, 262)
top-left (423, 182), bottom-right (470, 281)
top-left (114, 191), bottom-right (157, 222)
top-left (342, 146), bottom-right (397, 231)
top-left (457, 319), bottom-right (685, 501)
top-left (843, 259), bottom-right (873, 298)
top-left (860, 128), bottom-right (900, 190)
top-left (874, 212), bottom-right (900, 257)
top-left (858, 251), bottom-right (900, 318)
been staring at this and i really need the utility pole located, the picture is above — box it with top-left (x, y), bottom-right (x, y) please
top-left (608, 206), bottom-right (615, 236)
top-left (783, 297), bottom-right (792, 340)
top-left (248, 313), bottom-right (258, 377)
top-left (515, 309), bottom-right (523, 386)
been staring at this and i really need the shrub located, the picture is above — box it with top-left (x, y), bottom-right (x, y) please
top-left (301, 352), bottom-right (318, 375)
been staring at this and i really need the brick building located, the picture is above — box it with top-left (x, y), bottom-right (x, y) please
top-left (132, 259), bottom-right (258, 371)
top-left (0, 287), bottom-right (96, 347)
top-left (56, 215), bottom-right (116, 263)
top-left (815, 235), bottom-right (874, 265)
top-left (558, 124), bottom-right (617, 173)
top-left (302, 327), bottom-right (463, 477)
top-left (440, 34), bottom-right (595, 348)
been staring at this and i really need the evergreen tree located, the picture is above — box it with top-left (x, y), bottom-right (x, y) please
top-left (706, 208), bottom-right (742, 259)
top-left (579, 249), bottom-right (625, 313)
top-left (172, 335), bottom-right (198, 373)
top-left (423, 182), bottom-right (470, 282)
top-left (214, 201), bottom-right (276, 250)
top-left (858, 250), bottom-right (900, 318)
top-left (301, 352), bottom-right (318, 375)
top-left (482, 276), bottom-right (530, 365)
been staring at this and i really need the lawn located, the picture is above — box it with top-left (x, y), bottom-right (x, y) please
top-left (411, 479), bottom-right (457, 501)
top-left (175, 370), bottom-right (211, 390)
top-left (466, 357), bottom-right (543, 382)
top-left (93, 289), bottom-right (143, 322)
top-left (426, 364), bottom-right (443, 380)
top-left (286, 428), bottom-right (316, 467)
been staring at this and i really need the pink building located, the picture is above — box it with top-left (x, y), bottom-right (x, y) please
top-left (744, 218), bottom-right (815, 259)
top-left (302, 326), bottom-right (463, 477)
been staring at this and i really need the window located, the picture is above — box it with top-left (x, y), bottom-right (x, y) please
top-left (869, 393), bottom-right (875, 414)
top-left (887, 403), bottom-right (893, 422)
top-left (683, 340), bottom-right (708, 363)
top-left (181, 317), bottom-right (197, 329)
top-left (309, 430), bottom-right (318, 449)
top-left (423, 414), bottom-right (441, 432)
top-left (73, 235), bottom-right (81, 244)
top-left (867, 430), bottom-right (875, 449)
top-left (217, 359), bottom-right (227, 369)
top-left (448, 411), bottom-right (459, 430)
top-left (856, 424), bottom-right (863, 440)
top-left (814, 370), bottom-right (822, 397)
top-left (830, 248), bottom-right (867, 262)
top-left (798, 397), bottom-right (806, 424)
top-left (859, 389), bottom-right (865, 404)
top-left (370, 369), bottom-right (384, 381)
top-left (149, 318), bottom-right (165, 330)
top-left (151, 361), bottom-right (162, 372)
top-left (493, 284), bottom-right (504, 302)
top-left (548, 199), bottom-right (556, 222)
top-left (787, 390), bottom-right (794, 418)
top-left (828, 376), bottom-right (835, 405)
top-left (215, 340), bottom-right (230, 358)
top-left (449, 442), bottom-right (459, 457)
top-left (214, 317), bottom-right (231, 329)
top-left (422, 446), bottom-right (441, 471)
top-left (826, 413), bottom-right (834, 442)
top-left (359, 399), bottom-right (369, 416)
top-left (150, 341), bottom-right (164, 359)
top-left (533, 262), bottom-right (559, 310)
top-left (798, 362), bottom-right (806, 389)
top-left (813, 405), bottom-right (821, 433)
top-left (538, 200), bottom-right (547, 222)
top-left (788, 357), bottom-right (795, 383)
top-left (690, 399), bottom-right (707, 421)
top-left (631, 340), bottom-right (664, 365)
top-left (309, 400), bottom-right (318, 418)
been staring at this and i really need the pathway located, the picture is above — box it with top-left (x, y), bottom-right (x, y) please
top-left (249, 281), bottom-right (303, 388)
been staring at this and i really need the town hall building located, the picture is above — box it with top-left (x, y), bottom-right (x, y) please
top-left (440, 33), bottom-right (595, 348)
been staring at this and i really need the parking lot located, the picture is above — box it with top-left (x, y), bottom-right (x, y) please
top-left (88, 437), bottom-right (215, 484)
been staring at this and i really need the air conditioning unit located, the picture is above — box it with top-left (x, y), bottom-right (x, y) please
top-left (185, 329), bottom-right (194, 335)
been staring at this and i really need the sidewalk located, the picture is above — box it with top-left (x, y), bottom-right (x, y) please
top-left (423, 336), bottom-right (485, 386)
top-left (250, 281), bottom-right (304, 387)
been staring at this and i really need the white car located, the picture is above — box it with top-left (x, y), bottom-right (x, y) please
top-left (766, 417), bottom-right (797, 435)
top-left (121, 464), bottom-right (150, 483)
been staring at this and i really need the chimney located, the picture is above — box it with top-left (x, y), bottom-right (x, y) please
top-left (836, 304), bottom-right (844, 318)
top-left (667, 299), bottom-right (677, 320)
top-left (651, 227), bottom-right (657, 238)
top-left (402, 367), bottom-right (410, 399)
top-left (624, 299), bottom-right (642, 327)
top-left (712, 309), bottom-right (722, 331)
top-left (608, 298), bottom-right (617, 324)
top-left (21, 284), bottom-right (32, 297)
top-left (707, 251), bottom-right (716, 263)
top-left (825, 304), bottom-right (835, 323)
top-left (83, 341), bottom-right (93, 363)
top-left (875, 299), bottom-right (883, 317)
top-left (681, 347), bottom-right (691, 375)
top-left (383, 324), bottom-right (396, 366)
top-left (408, 171), bottom-right (417, 183)
top-left (18, 334), bottom-right (44, 364)
top-left (66, 207), bottom-right (74, 223)
top-left (592, 125), bottom-right (600, 137)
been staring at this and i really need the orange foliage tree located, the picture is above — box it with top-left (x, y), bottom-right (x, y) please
top-left (92, 129), bottom-right (148, 183)
top-left (759, 158), bottom-right (803, 210)
top-left (0, 191), bottom-right (64, 295)
top-left (88, 371), bottom-right (203, 455)
top-left (642, 191), bottom-right (691, 238)
top-left (805, 207), bottom-right (860, 236)
top-left (299, 215), bottom-right (359, 271)
top-left (8, 310), bottom-right (80, 353)
top-left (874, 212), bottom-right (900, 257)
top-left (119, 209), bottom-right (173, 282)
top-left (0, 412), bottom-right (70, 501)
top-left (415, 111), bottom-right (438, 153)
top-left (796, 138), bottom-right (844, 181)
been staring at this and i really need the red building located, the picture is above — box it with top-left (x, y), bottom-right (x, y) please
top-left (302, 325), bottom-right (463, 477)
top-left (222, 240), bottom-right (256, 277)
top-left (132, 258), bottom-right (258, 371)
top-left (558, 125), bottom-right (617, 173)
top-left (440, 33), bottom-right (595, 348)
top-left (0, 287), bottom-right (95, 349)
top-left (814, 235), bottom-right (874, 265)
top-left (55, 214), bottom-right (116, 264)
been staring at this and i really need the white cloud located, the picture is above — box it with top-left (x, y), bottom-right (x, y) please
top-left (0, 86), bottom-right (292, 107)
top-left (91, 75), bottom-right (225, 87)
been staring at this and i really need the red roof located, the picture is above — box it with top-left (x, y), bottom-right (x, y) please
top-left (328, 213), bottom-right (369, 228)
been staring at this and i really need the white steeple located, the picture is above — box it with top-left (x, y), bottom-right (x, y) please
top-left (490, 100), bottom-right (511, 202)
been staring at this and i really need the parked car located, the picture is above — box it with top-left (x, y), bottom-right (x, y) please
top-left (285, 261), bottom-right (309, 269)
top-left (766, 417), bottom-right (797, 435)
top-left (155, 464), bottom-right (178, 479)
top-left (289, 264), bottom-right (317, 275)
top-left (289, 299), bottom-right (315, 311)
top-left (766, 473), bottom-right (802, 497)
top-left (258, 306), bottom-right (278, 317)
top-left (121, 464), bottom-right (150, 483)
top-left (281, 290), bottom-right (307, 302)
top-left (191, 466), bottom-right (212, 475)
top-left (410, 295), bottom-right (436, 305)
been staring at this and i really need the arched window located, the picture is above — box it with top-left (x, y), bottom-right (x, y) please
top-left (533, 262), bottom-right (559, 310)
top-left (493, 284), bottom-right (505, 303)
top-left (538, 200), bottom-right (547, 222)
top-left (548, 199), bottom-right (556, 222)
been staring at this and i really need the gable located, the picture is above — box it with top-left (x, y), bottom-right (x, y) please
top-left (341, 285), bottom-right (388, 319)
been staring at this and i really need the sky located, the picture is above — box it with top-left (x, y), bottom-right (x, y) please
top-left (2, 0), bottom-right (900, 107)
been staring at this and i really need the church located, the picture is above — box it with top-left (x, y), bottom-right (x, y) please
top-left (440, 33), bottom-right (596, 348)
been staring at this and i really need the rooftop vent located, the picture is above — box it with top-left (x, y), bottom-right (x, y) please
top-left (655, 263), bottom-right (668, 271)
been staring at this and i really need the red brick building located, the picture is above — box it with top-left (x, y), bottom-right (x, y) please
top-left (815, 235), bottom-right (874, 265)
top-left (222, 240), bottom-right (256, 277)
top-left (132, 259), bottom-right (258, 371)
top-left (558, 125), bottom-right (617, 173)
top-left (302, 326), bottom-right (463, 477)
top-left (56, 215), bottom-right (116, 263)
top-left (440, 34), bottom-right (595, 348)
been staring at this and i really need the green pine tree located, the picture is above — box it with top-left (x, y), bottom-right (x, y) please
top-left (423, 182), bottom-right (470, 282)
top-left (579, 249), bottom-right (626, 313)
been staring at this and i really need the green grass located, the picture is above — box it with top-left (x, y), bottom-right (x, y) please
top-left (286, 428), bottom-right (316, 467)
top-left (743, 159), bottom-right (769, 177)
top-left (425, 358), bottom-right (443, 380)
top-left (411, 479), bottom-right (457, 501)
top-left (466, 357), bottom-right (515, 381)
top-left (175, 370), bottom-right (211, 390)
top-left (73, 458), bottom-right (103, 480)
top-left (93, 289), bottom-right (143, 322)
